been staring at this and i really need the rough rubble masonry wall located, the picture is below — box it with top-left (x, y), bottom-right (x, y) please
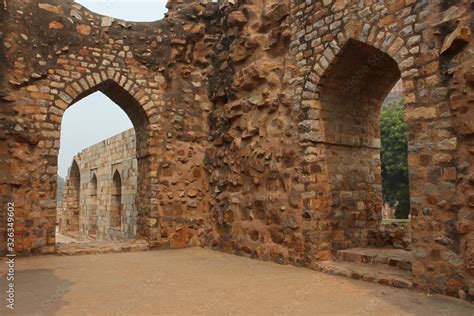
top-left (0, 0), bottom-right (472, 301)
top-left (59, 129), bottom-right (138, 241)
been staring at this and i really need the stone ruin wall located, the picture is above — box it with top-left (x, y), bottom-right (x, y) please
top-left (288, 0), bottom-right (474, 299)
top-left (0, 0), bottom-right (218, 255)
top-left (59, 129), bottom-right (138, 241)
top-left (0, 0), bottom-right (473, 301)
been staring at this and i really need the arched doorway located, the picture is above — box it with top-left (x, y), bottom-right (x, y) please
top-left (88, 173), bottom-right (98, 237)
top-left (56, 78), bottom-right (152, 245)
top-left (61, 159), bottom-right (81, 234)
top-left (111, 170), bottom-right (122, 230)
top-left (318, 39), bottom-right (405, 251)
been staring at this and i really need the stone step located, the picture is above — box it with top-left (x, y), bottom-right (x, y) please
top-left (313, 260), bottom-right (412, 289)
top-left (336, 248), bottom-right (412, 272)
top-left (56, 239), bottom-right (149, 256)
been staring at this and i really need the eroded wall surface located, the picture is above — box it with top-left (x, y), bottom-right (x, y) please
top-left (0, 0), bottom-right (472, 301)
top-left (0, 0), bottom-right (218, 254)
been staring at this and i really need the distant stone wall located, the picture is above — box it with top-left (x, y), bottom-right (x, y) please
top-left (59, 129), bottom-right (137, 241)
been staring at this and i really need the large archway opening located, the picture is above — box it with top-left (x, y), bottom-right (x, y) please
top-left (318, 39), bottom-right (409, 251)
top-left (56, 80), bottom-right (149, 245)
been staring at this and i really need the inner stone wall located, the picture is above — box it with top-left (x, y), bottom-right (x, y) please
top-left (0, 0), bottom-right (219, 255)
top-left (288, 0), bottom-right (473, 300)
top-left (205, 0), bottom-right (303, 264)
top-left (59, 129), bottom-right (137, 241)
top-left (0, 0), bottom-right (472, 302)
top-left (317, 40), bottom-right (402, 251)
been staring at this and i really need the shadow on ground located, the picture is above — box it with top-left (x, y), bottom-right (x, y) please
top-left (0, 268), bottom-right (73, 315)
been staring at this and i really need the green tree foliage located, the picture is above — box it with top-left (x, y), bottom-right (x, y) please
top-left (380, 100), bottom-right (410, 219)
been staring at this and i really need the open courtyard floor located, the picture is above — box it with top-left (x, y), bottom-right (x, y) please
top-left (1, 247), bottom-right (473, 315)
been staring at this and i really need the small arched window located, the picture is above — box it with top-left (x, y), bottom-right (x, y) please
top-left (111, 170), bottom-right (122, 228)
top-left (91, 173), bottom-right (98, 196)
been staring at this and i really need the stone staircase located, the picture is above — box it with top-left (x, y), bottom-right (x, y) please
top-left (313, 248), bottom-right (413, 289)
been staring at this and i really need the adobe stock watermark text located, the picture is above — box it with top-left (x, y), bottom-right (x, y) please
top-left (5, 201), bottom-right (16, 310)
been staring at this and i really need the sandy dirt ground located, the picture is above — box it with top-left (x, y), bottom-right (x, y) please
top-left (0, 247), bottom-right (472, 315)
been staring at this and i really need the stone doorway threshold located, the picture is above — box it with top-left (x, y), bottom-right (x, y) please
top-left (56, 233), bottom-right (149, 256)
top-left (314, 247), bottom-right (413, 290)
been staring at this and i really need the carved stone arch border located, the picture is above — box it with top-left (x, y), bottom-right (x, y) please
top-left (300, 28), bottom-right (416, 136)
top-left (47, 68), bottom-right (161, 242)
top-left (69, 156), bottom-right (82, 177)
top-left (111, 164), bottom-right (122, 180)
top-left (302, 29), bottom-right (417, 104)
top-left (66, 156), bottom-right (83, 196)
top-left (301, 30), bottom-right (412, 142)
top-left (52, 68), bottom-right (157, 149)
top-left (297, 19), bottom-right (422, 258)
top-left (299, 22), bottom-right (420, 166)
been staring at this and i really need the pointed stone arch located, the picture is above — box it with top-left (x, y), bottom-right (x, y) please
top-left (300, 27), bottom-right (416, 109)
top-left (50, 71), bottom-right (159, 244)
top-left (91, 173), bottom-right (98, 195)
top-left (317, 39), bottom-right (403, 251)
top-left (111, 169), bottom-right (123, 229)
top-left (88, 172), bottom-right (99, 236)
top-left (318, 39), bottom-right (401, 146)
top-left (298, 35), bottom-right (416, 255)
top-left (56, 74), bottom-right (151, 157)
top-left (63, 158), bottom-right (82, 233)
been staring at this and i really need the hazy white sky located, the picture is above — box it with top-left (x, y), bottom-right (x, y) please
top-left (58, 1), bottom-right (168, 177)
top-left (76, 0), bottom-right (168, 21)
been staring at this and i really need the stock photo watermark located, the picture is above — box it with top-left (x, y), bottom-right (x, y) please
top-left (341, 49), bottom-right (387, 94)
top-left (5, 201), bottom-right (16, 310)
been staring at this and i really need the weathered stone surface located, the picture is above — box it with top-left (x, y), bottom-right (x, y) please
top-left (76, 24), bottom-right (91, 35)
top-left (227, 10), bottom-right (247, 26)
top-left (101, 16), bottom-right (115, 27)
top-left (0, 0), bottom-right (473, 303)
top-left (441, 24), bottom-right (471, 55)
top-left (369, 220), bottom-right (411, 250)
top-left (38, 3), bottom-right (64, 15)
top-left (49, 21), bottom-right (64, 29)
